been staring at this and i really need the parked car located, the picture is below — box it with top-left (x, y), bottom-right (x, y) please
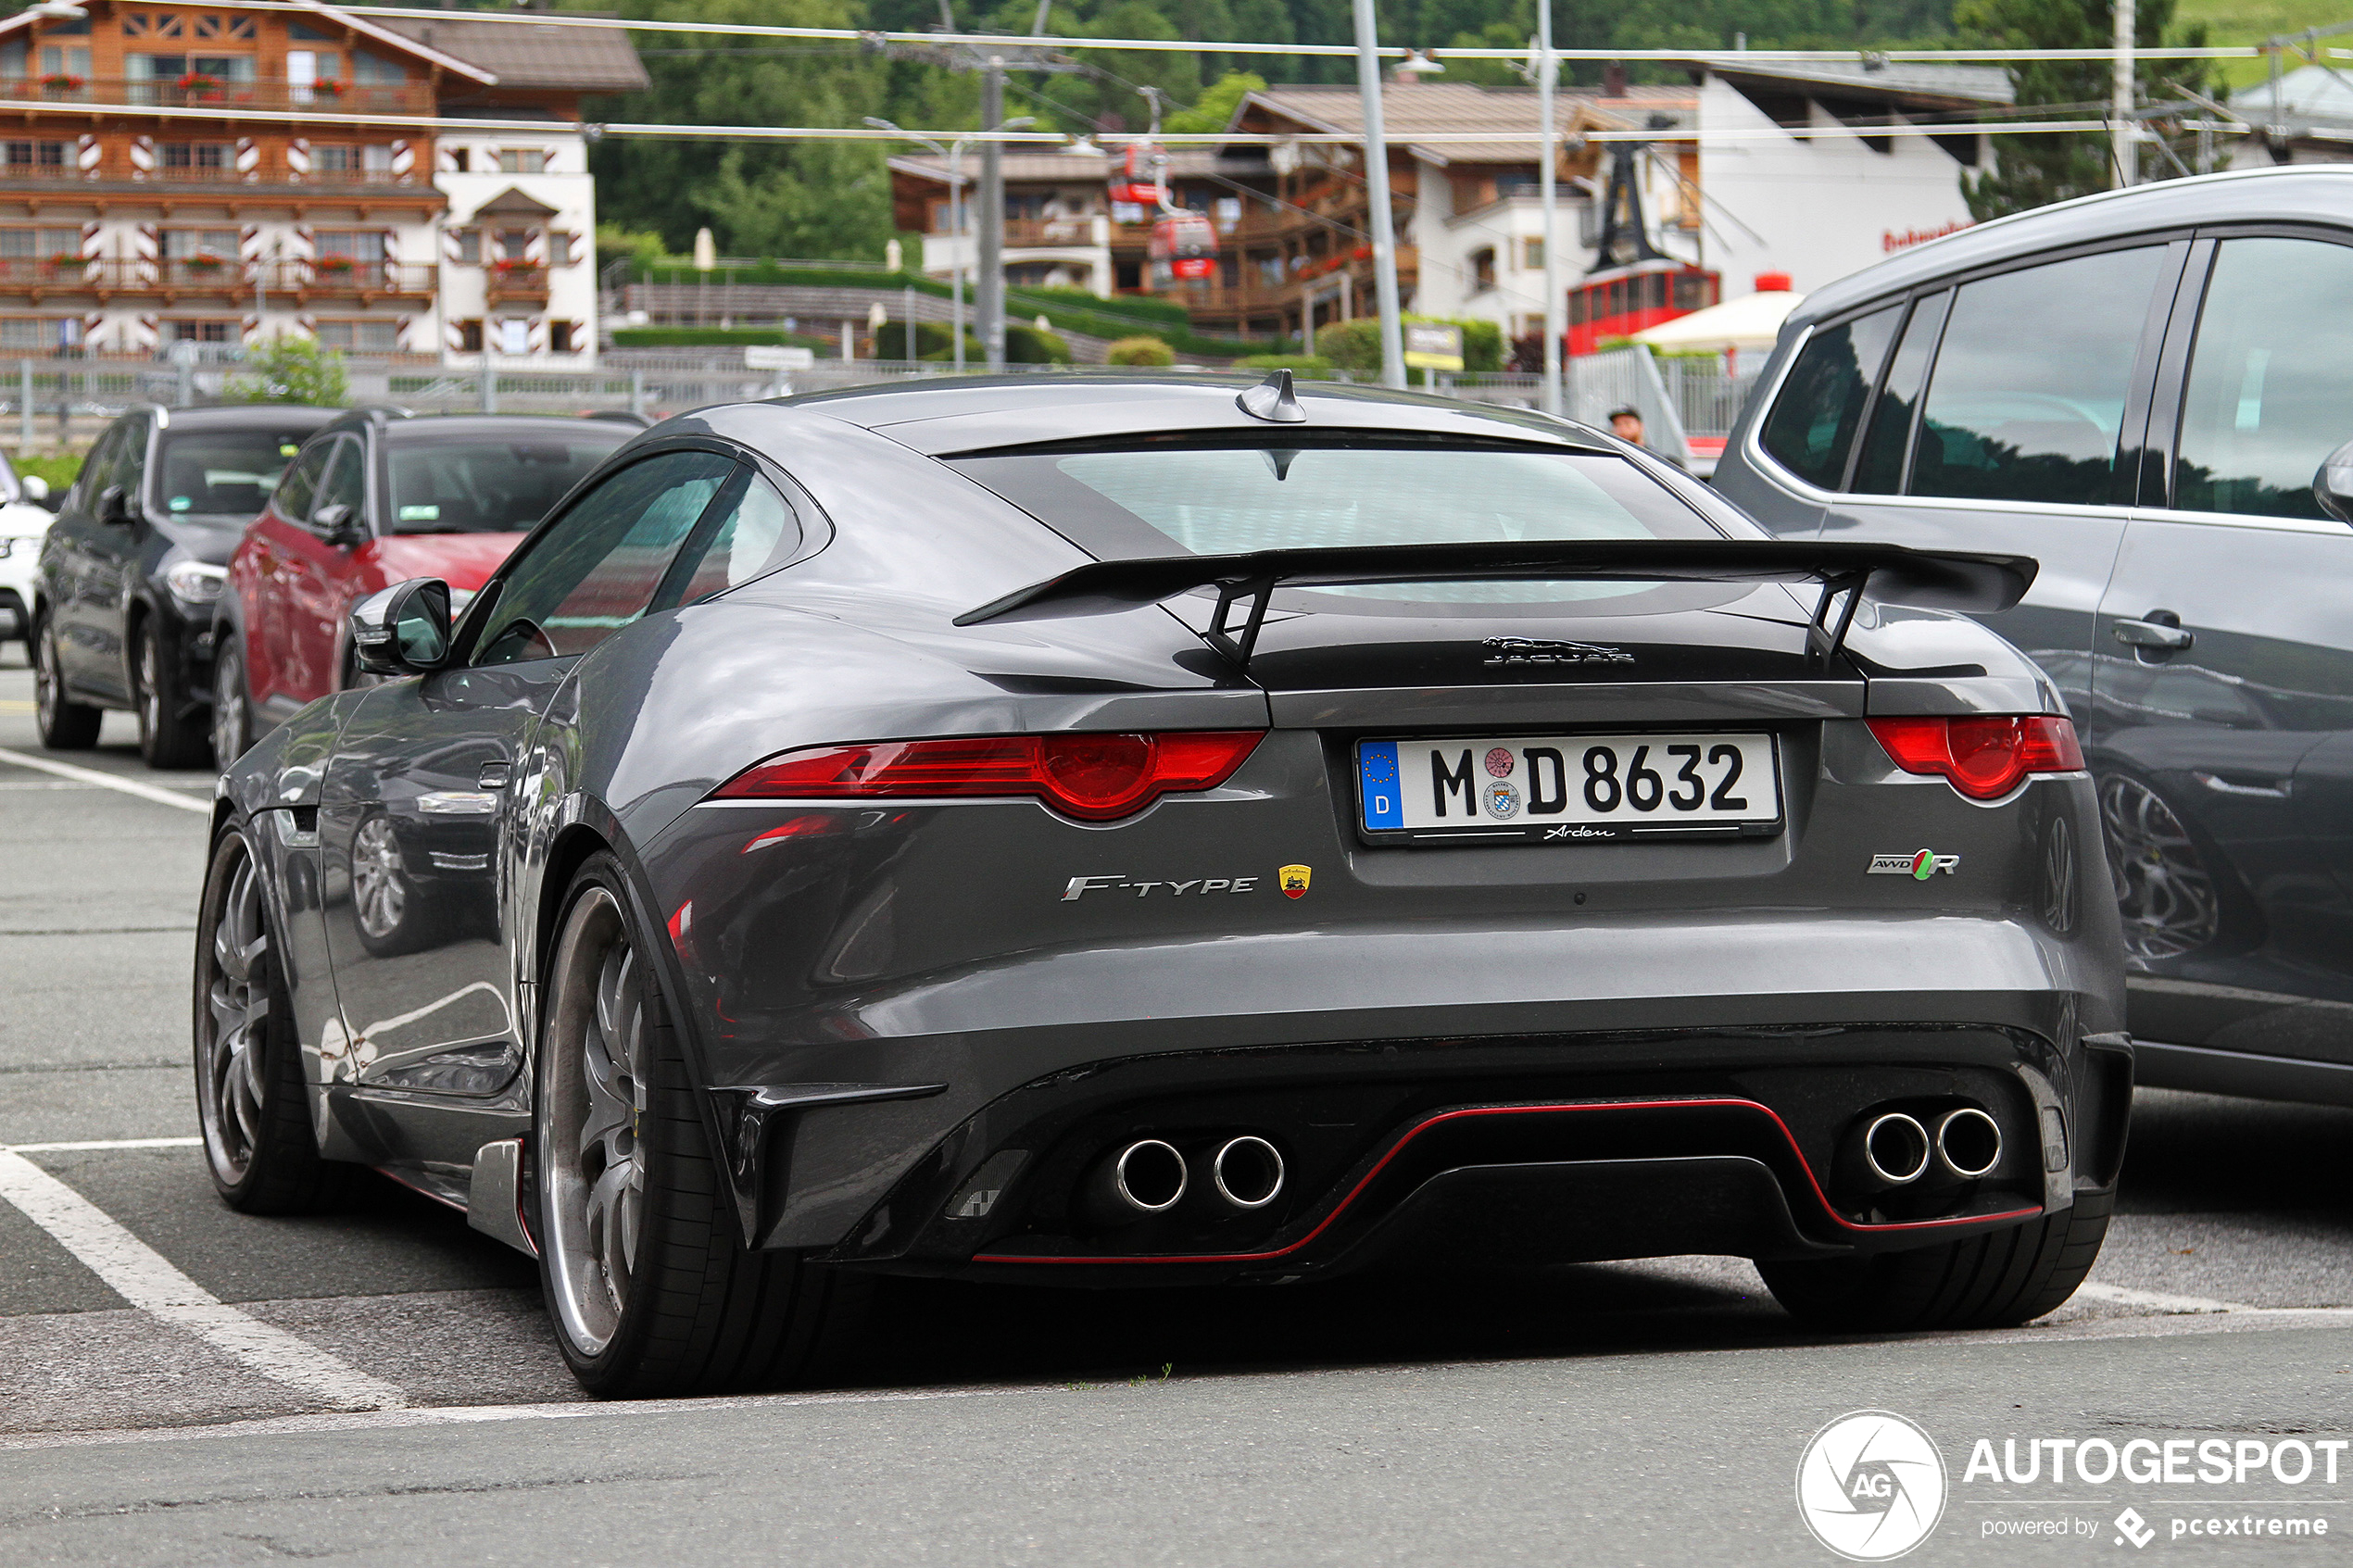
top-left (196, 376), bottom-right (2129, 1395)
top-left (0, 453), bottom-right (57, 653)
top-left (211, 411), bottom-right (635, 763)
top-left (33, 403), bottom-right (333, 765)
top-left (1714, 163), bottom-right (2353, 1107)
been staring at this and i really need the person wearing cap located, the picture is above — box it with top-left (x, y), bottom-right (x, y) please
top-left (1608, 406), bottom-right (1645, 446)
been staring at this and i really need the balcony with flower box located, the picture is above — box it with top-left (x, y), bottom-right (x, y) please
top-left (270, 258), bottom-right (436, 302)
top-left (0, 74), bottom-right (439, 117)
top-left (484, 260), bottom-right (549, 306)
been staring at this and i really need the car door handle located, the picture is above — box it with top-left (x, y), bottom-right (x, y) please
top-left (2113, 618), bottom-right (2194, 651)
top-left (477, 761), bottom-right (511, 789)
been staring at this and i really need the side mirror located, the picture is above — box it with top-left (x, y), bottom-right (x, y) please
top-left (349, 577), bottom-right (452, 676)
top-left (313, 502), bottom-right (362, 546)
top-left (98, 484), bottom-right (132, 526)
top-left (2316, 440), bottom-right (2353, 523)
top-left (20, 473), bottom-right (49, 506)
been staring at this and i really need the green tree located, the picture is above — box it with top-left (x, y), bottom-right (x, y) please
top-left (1957, 0), bottom-right (2213, 218)
top-left (228, 336), bottom-right (347, 406)
top-left (1164, 69), bottom-right (1264, 132)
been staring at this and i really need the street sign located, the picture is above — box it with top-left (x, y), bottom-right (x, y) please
top-left (745, 345), bottom-right (814, 370)
top-left (1402, 322), bottom-right (1464, 372)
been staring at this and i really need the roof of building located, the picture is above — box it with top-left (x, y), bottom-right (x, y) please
top-left (376, 11), bottom-right (649, 94)
top-left (2231, 63), bottom-right (2353, 124)
top-left (471, 184), bottom-right (562, 220)
top-left (1237, 82), bottom-right (1696, 164)
top-left (1688, 56), bottom-right (2012, 110)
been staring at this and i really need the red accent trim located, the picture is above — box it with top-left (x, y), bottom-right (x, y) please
top-left (972, 1097), bottom-right (2044, 1266)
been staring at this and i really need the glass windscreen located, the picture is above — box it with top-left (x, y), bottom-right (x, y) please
top-left (152, 427), bottom-right (315, 520)
top-left (952, 443), bottom-right (1726, 606)
top-left (384, 431), bottom-right (628, 534)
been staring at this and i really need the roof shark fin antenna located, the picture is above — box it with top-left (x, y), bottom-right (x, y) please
top-left (1237, 368), bottom-right (1307, 424)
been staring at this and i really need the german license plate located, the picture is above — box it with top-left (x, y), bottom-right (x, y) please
top-left (1355, 733), bottom-right (1782, 845)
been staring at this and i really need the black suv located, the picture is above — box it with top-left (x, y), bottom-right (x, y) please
top-left (34, 402), bottom-right (334, 767)
top-left (1714, 164), bottom-right (2353, 1108)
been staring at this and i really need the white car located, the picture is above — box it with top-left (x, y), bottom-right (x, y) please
top-left (0, 457), bottom-right (55, 649)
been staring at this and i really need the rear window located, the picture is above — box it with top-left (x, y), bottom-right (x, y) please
top-left (952, 441), bottom-right (1729, 606)
top-left (384, 431), bottom-right (629, 534)
top-left (153, 427), bottom-right (316, 520)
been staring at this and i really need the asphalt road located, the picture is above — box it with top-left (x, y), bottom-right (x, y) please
top-left (5, 648), bottom-right (2353, 1565)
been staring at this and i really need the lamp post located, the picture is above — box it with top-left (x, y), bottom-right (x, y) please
top-left (867, 117), bottom-right (988, 370)
top-left (1350, 0), bottom-right (1406, 388)
top-left (1536, 1), bottom-right (1563, 417)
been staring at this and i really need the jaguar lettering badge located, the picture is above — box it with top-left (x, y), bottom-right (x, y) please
top-left (1869, 849), bottom-right (1960, 880)
top-left (1481, 635), bottom-right (1635, 667)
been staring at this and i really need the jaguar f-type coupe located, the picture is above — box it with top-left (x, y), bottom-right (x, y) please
top-left (195, 373), bottom-right (2131, 1397)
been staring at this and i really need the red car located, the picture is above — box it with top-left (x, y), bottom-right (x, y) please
top-left (213, 410), bottom-right (636, 760)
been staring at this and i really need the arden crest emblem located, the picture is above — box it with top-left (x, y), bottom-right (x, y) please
top-left (1279, 864), bottom-right (1311, 898)
top-left (1481, 636), bottom-right (1635, 668)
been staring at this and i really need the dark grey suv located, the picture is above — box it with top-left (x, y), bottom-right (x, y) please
top-left (1715, 164), bottom-right (2353, 1108)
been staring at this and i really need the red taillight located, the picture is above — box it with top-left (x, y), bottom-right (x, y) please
top-left (1866, 715), bottom-right (2084, 800)
top-left (711, 731), bottom-right (1265, 822)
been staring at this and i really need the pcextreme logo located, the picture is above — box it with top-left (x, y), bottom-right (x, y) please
top-left (1796, 1411), bottom-right (1948, 1561)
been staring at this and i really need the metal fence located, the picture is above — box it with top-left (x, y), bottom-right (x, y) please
top-left (0, 349), bottom-right (1762, 449)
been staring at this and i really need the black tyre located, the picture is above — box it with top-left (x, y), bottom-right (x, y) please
top-left (1758, 1187), bottom-right (2114, 1332)
top-left (32, 614), bottom-right (99, 750)
top-left (194, 822), bottom-right (350, 1213)
top-left (535, 852), bottom-right (865, 1397)
top-left (211, 636), bottom-right (252, 767)
top-left (134, 618), bottom-right (211, 770)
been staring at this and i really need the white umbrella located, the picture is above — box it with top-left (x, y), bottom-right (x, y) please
top-left (1630, 289), bottom-right (1805, 355)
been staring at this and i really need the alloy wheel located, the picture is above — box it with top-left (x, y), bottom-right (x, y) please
top-left (136, 625), bottom-right (162, 745)
top-left (350, 816), bottom-right (407, 939)
top-left (33, 621), bottom-right (62, 732)
top-left (2098, 773), bottom-right (2221, 963)
top-left (211, 649), bottom-right (246, 766)
top-left (543, 886), bottom-right (649, 1357)
top-left (196, 835), bottom-right (270, 1186)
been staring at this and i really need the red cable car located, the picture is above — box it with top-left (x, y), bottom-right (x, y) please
top-left (1565, 259), bottom-right (1719, 357)
top-left (1151, 209), bottom-right (1218, 281)
top-left (1108, 143), bottom-right (1160, 207)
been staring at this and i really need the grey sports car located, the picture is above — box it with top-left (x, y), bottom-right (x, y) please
top-left (195, 373), bottom-right (2131, 1397)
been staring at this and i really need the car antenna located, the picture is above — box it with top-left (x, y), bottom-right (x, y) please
top-left (1236, 368), bottom-right (1307, 424)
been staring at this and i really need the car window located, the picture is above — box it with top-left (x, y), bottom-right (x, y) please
top-left (384, 431), bottom-right (628, 534)
top-left (658, 471), bottom-right (799, 608)
top-left (272, 439), bottom-right (332, 521)
top-left (470, 449), bottom-right (739, 668)
top-left (1851, 292), bottom-right (1950, 495)
top-left (1757, 304), bottom-right (1901, 490)
top-left (115, 419), bottom-right (148, 507)
top-left (2172, 237), bottom-right (2353, 521)
top-left (155, 426), bottom-right (312, 520)
top-left (1910, 246), bottom-right (2167, 508)
top-left (312, 436), bottom-right (366, 529)
top-left (74, 426), bottom-right (121, 509)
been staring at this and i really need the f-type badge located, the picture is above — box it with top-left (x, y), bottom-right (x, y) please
top-left (1870, 849), bottom-right (1960, 880)
top-left (1481, 636), bottom-right (1634, 667)
top-left (1279, 864), bottom-right (1311, 898)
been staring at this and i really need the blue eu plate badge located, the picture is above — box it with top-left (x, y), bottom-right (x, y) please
top-left (1359, 741), bottom-right (1403, 830)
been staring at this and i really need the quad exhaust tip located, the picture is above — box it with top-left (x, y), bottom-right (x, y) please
top-left (1936, 1108), bottom-right (2003, 1180)
top-left (1212, 1135), bottom-right (1285, 1210)
top-left (1113, 1138), bottom-right (1188, 1213)
top-left (1862, 1112), bottom-right (1933, 1185)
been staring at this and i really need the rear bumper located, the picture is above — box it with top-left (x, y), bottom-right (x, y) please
top-left (718, 1019), bottom-right (2130, 1282)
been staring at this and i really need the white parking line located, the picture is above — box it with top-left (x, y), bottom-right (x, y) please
top-left (0, 746), bottom-right (213, 815)
top-left (0, 1151), bottom-right (406, 1412)
top-left (2076, 1282), bottom-right (2236, 1314)
top-left (6, 1137), bottom-right (204, 1153)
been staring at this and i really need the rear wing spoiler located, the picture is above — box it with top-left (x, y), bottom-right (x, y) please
top-left (953, 539), bottom-right (2037, 671)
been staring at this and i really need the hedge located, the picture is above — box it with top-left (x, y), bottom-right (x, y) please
top-left (610, 326), bottom-right (833, 350)
top-left (1315, 316), bottom-right (1504, 374)
top-left (1234, 354), bottom-right (1334, 379)
top-left (1106, 336), bottom-right (1176, 367)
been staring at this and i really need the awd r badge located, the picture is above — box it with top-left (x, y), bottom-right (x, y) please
top-left (1869, 849), bottom-right (1959, 880)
